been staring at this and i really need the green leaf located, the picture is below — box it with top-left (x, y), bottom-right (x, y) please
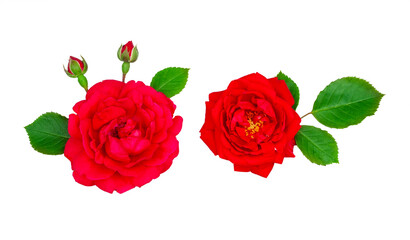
top-left (25, 112), bottom-right (70, 155)
top-left (312, 77), bottom-right (384, 129)
top-left (295, 125), bottom-right (338, 166)
top-left (277, 71), bottom-right (299, 110)
top-left (150, 67), bottom-right (189, 98)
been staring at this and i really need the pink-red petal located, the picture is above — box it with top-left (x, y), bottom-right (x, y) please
top-left (65, 138), bottom-right (115, 180)
top-left (94, 172), bottom-right (135, 194)
top-left (68, 114), bottom-right (81, 138)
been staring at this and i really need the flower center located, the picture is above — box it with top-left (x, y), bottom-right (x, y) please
top-left (111, 121), bottom-right (126, 138)
top-left (245, 111), bottom-right (264, 139)
top-left (110, 119), bottom-right (137, 139)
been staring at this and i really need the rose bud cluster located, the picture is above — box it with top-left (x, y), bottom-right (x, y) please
top-left (64, 80), bottom-right (182, 193)
top-left (200, 73), bottom-right (301, 177)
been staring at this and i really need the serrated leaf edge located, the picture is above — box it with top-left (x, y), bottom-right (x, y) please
top-left (25, 112), bottom-right (69, 155)
top-left (151, 67), bottom-right (190, 98)
top-left (312, 76), bottom-right (384, 129)
top-left (296, 125), bottom-right (339, 166)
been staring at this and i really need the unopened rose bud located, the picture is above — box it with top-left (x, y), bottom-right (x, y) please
top-left (63, 56), bottom-right (88, 92)
top-left (64, 56), bottom-right (88, 77)
top-left (117, 41), bottom-right (138, 63)
top-left (117, 41), bottom-right (139, 82)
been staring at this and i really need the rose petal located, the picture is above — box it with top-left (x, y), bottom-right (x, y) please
top-left (78, 94), bottom-right (102, 119)
top-left (125, 144), bottom-right (159, 168)
top-left (284, 139), bottom-right (296, 157)
top-left (128, 89), bottom-right (143, 108)
top-left (268, 77), bottom-right (295, 107)
top-left (92, 106), bottom-right (126, 130)
top-left (79, 119), bottom-right (95, 159)
top-left (64, 138), bottom-right (115, 180)
top-left (200, 128), bottom-right (218, 155)
top-left (72, 171), bottom-right (94, 186)
top-left (132, 168), bottom-right (161, 188)
top-left (105, 136), bottom-right (131, 162)
top-left (86, 80), bottom-right (124, 101)
top-left (68, 114), bottom-right (81, 138)
top-left (152, 128), bottom-right (168, 143)
top-left (73, 100), bottom-right (85, 114)
top-left (250, 163), bottom-right (274, 178)
top-left (117, 163), bottom-right (160, 183)
top-left (94, 172), bottom-right (135, 194)
top-left (209, 91), bottom-right (224, 102)
top-left (234, 163), bottom-right (274, 178)
top-left (168, 116), bottom-right (183, 135)
top-left (120, 137), bottom-right (150, 155)
top-left (142, 138), bottom-right (178, 166)
top-left (256, 98), bottom-right (275, 117)
top-left (117, 98), bottom-right (136, 117)
top-left (159, 148), bottom-right (178, 173)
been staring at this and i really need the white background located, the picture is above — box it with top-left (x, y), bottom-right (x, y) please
top-left (1, 0), bottom-right (409, 239)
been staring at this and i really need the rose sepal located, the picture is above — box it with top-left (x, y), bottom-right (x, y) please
top-left (80, 56), bottom-right (88, 73)
top-left (120, 48), bottom-right (130, 62)
top-left (63, 65), bottom-right (76, 78)
top-left (117, 44), bottom-right (123, 61)
top-left (129, 46), bottom-right (138, 62)
top-left (69, 58), bottom-right (82, 75)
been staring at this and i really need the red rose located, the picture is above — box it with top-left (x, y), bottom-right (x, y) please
top-left (200, 73), bottom-right (301, 177)
top-left (64, 80), bottom-right (182, 193)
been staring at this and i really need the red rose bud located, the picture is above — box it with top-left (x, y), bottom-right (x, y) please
top-left (117, 41), bottom-right (138, 63)
top-left (64, 56), bottom-right (88, 77)
top-left (63, 56), bottom-right (88, 91)
top-left (117, 41), bottom-right (139, 82)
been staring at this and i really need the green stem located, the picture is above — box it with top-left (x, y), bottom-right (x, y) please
top-left (122, 62), bottom-right (130, 82)
top-left (77, 75), bottom-right (88, 92)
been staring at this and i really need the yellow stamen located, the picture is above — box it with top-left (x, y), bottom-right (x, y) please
top-left (245, 111), bottom-right (264, 139)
